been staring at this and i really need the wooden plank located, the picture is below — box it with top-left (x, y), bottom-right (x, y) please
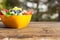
top-left (0, 22), bottom-right (60, 39)
top-left (1, 37), bottom-right (60, 40)
top-left (9, 37), bottom-right (60, 40)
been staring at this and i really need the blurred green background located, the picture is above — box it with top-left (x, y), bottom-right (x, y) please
top-left (0, 0), bottom-right (59, 21)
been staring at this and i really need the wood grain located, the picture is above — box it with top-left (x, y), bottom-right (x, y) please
top-left (0, 22), bottom-right (60, 40)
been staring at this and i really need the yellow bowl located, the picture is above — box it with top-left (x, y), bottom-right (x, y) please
top-left (0, 15), bottom-right (32, 29)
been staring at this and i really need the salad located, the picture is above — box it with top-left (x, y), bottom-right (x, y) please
top-left (0, 7), bottom-right (33, 17)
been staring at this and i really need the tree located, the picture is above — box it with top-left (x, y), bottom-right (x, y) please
top-left (5, 0), bottom-right (20, 9)
top-left (57, 0), bottom-right (60, 21)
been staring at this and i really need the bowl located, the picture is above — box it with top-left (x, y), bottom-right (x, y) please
top-left (0, 15), bottom-right (32, 29)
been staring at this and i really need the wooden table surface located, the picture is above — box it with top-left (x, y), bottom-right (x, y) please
top-left (0, 22), bottom-right (60, 40)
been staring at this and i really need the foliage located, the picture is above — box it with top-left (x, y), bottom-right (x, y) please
top-left (5, 0), bottom-right (20, 9)
top-left (0, 0), bottom-right (59, 21)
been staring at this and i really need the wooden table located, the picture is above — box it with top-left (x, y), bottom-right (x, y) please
top-left (0, 22), bottom-right (60, 40)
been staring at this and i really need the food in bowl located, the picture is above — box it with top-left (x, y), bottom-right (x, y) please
top-left (0, 7), bottom-right (32, 29)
